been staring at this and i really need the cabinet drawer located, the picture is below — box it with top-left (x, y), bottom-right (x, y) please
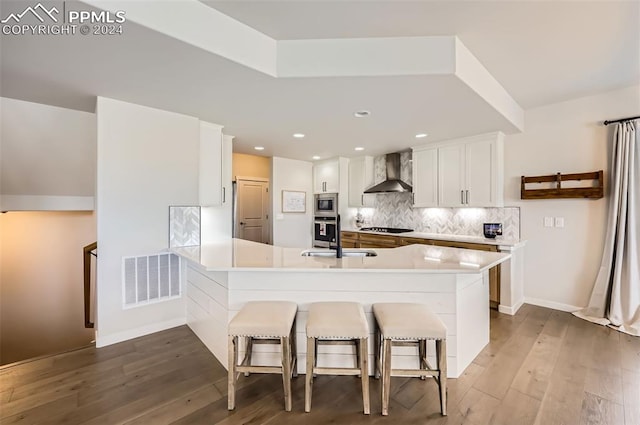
top-left (359, 233), bottom-right (398, 248)
top-left (398, 237), bottom-right (433, 246)
top-left (341, 231), bottom-right (359, 239)
top-left (430, 239), bottom-right (498, 252)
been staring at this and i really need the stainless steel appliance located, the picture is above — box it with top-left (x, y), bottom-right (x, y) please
top-left (314, 193), bottom-right (338, 217)
top-left (363, 152), bottom-right (412, 193)
top-left (313, 216), bottom-right (338, 248)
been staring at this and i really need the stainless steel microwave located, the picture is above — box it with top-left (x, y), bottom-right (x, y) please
top-left (314, 193), bottom-right (338, 216)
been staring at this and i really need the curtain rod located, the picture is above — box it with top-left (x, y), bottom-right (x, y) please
top-left (603, 115), bottom-right (640, 125)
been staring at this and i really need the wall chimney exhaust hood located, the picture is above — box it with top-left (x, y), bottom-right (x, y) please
top-left (364, 152), bottom-right (412, 193)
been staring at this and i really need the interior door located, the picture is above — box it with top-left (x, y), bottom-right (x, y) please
top-left (236, 179), bottom-right (270, 244)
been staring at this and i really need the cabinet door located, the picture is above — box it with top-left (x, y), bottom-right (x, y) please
top-left (348, 156), bottom-right (375, 207)
top-left (438, 144), bottom-right (465, 207)
top-left (412, 147), bottom-right (438, 207)
top-left (221, 135), bottom-right (233, 205)
top-left (199, 121), bottom-right (223, 206)
top-left (465, 140), bottom-right (494, 206)
top-left (313, 160), bottom-right (339, 193)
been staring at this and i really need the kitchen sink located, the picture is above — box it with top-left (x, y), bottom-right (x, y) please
top-left (301, 249), bottom-right (378, 257)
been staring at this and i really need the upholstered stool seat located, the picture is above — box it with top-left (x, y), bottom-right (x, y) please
top-left (373, 303), bottom-right (447, 416)
top-left (228, 301), bottom-right (298, 411)
top-left (305, 302), bottom-right (370, 414)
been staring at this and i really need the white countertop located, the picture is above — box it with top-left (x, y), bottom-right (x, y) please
top-left (172, 238), bottom-right (510, 273)
top-left (342, 228), bottom-right (526, 248)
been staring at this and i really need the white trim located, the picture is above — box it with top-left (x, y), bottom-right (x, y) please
top-left (524, 297), bottom-right (582, 313)
top-left (0, 195), bottom-right (94, 211)
top-left (95, 317), bottom-right (187, 348)
top-left (498, 298), bottom-right (524, 315)
top-left (235, 176), bottom-right (269, 182)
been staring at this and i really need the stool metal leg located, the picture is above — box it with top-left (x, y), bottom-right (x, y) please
top-left (305, 337), bottom-right (315, 412)
top-left (360, 337), bottom-right (370, 415)
top-left (436, 339), bottom-right (447, 416)
top-left (228, 335), bottom-right (237, 410)
top-left (381, 337), bottom-right (392, 416)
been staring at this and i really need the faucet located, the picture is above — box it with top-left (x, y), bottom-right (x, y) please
top-left (334, 214), bottom-right (343, 258)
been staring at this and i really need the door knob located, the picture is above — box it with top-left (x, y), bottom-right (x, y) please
top-left (240, 222), bottom-right (245, 225)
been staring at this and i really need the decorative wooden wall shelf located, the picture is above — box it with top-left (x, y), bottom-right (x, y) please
top-left (521, 170), bottom-right (604, 199)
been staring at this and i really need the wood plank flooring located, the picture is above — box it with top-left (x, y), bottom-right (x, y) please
top-left (1, 304), bottom-right (638, 424)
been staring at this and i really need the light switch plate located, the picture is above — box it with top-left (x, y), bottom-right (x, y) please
top-left (544, 217), bottom-right (554, 227)
top-left (555, 217), bottom-right (565, 228)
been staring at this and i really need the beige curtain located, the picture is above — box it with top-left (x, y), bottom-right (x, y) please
top-left (574, 120), bottom-right (639, 336)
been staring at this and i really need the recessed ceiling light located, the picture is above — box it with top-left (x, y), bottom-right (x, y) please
top-left (293, 133), bottom-right (305, 138)
top-left (355, 147), bottom-right (364, 151)
top-left (312, 155), bottom-right (321, 160)
top-left (415, 133), bottom-right (428, 138)
top-left (354, 110), bottom-right (370, 118)
top-left (254, 146), bottom-right (265, 151)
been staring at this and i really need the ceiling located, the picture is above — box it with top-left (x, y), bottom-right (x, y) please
top-left (1, 1), bottom-right (638, 161)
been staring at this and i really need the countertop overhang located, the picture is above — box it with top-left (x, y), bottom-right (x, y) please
top-left (171, 238), bottom-right (511, 273)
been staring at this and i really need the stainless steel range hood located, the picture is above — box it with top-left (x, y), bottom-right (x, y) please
top-left (364, 153), bottom-right (412, 193)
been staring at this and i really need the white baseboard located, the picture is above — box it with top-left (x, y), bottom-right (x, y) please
top-left (498, 298), bottom-right (524, 315)
top-left (524, 297), bottom-right (582, 313)
top-left (95, 317), bottom-right (187, 348)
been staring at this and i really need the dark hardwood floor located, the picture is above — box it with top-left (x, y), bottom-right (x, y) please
top-left (1, 304), bottom-right (638, 424)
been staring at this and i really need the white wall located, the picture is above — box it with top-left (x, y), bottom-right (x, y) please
top-left (0, 97), bottom-right (96, 211)
top-left (271, 156), bottom-right (313, 248)
top-left (504, 85), bottom-right (640, 311)
top-left (95, 97), bottom-right (200, 346)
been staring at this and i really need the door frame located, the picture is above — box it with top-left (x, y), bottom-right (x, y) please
top-left (234, 176), bottom-right (271, 244)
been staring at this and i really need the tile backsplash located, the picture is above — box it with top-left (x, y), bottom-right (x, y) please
top-left (347, 152), bottom-right (520, 240)
top-left (169, 206), bottom-right (201, 247)
top-left (350, 192), bottom-right (520, 240)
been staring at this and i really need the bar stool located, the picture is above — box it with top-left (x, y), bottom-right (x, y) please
top-left (373, 303), bottom-right (447, 416)
top-left (228, 301), bottom-right (298, 411)
top-left (305, 302), bottom-right (370, 414)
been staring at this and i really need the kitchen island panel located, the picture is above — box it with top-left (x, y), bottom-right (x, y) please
top-left (185, 265), bottom-right (488, 378)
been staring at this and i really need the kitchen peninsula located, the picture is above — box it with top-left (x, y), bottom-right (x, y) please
top-left (172, 239), bottom-right (510, 378)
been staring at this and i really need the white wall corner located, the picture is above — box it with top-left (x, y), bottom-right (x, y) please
top-left (95, 317), bottom-right (187, 348)
top-left (523, 297), bottom-right (583, 313)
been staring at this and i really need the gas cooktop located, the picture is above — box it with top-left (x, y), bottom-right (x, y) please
top-left (359, 227), bottom-right (414, 234)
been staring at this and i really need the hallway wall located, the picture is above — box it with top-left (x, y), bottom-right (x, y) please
top-left (0, 211), bottom-right (96, 365)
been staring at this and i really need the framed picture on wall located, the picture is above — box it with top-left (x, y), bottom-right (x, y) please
top-left (282, 190), bottom-right (306, 213)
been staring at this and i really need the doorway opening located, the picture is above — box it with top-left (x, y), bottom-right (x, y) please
top-left (234, 178), bottom-right (271, 244)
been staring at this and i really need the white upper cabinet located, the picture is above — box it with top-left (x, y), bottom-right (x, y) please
top-left (199, 121), bottom-right (228, 206)
top-left (221, 134), bottom-right (233, 205)
top-left (414, 132), bottom-right (504, 208)
top-left (313, 158), bottom-right (341, 193)
top-left (412, 146), bottom-right (438, 207)
top-left (438, 144), bottom-right (465, 206)
top-left (348, 156), bottom-right (375, 208)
